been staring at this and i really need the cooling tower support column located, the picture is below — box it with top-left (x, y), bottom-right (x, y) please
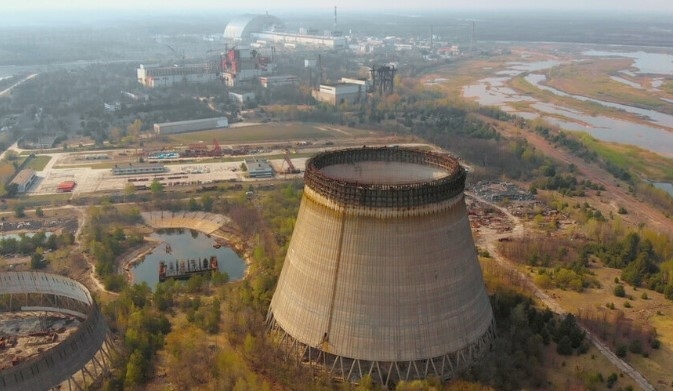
top-left (268, 147), bottom-right (495, 386)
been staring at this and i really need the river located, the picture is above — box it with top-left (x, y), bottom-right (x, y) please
top-left (462, 49), bottom-right (673, 157)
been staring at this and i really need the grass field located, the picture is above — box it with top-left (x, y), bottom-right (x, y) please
top-left (529, 263), bottom-right (673, 388)
top-left (579, 134), bottom-right (673, 181)
top-left (170, 122), bottom-right (374, 144)
top-left (508, 76), bottom-right (636, 121)
top-left (0, 160), bottom-right (15, 184)
top-left (545, 58), bottom-right (673, 114)
top-left (22, 155), bottom-right (51, 171)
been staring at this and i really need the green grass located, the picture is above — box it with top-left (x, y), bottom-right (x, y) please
top-left (579, 133), bottom-right (673, 181)
top-left (510, 76), bottom-right (629, 119)
top-left (23, 155), bottom-right (51, 171)
top-left (170, 122), bottom-right (370, 144)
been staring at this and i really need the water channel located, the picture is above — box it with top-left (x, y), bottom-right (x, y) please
top-left (462, 50), bottom-right (673, 157)
top-left (131, 229), bottom-right (246, 289)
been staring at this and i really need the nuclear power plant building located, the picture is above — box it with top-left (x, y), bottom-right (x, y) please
top-left (268, 147), bottom-right (495, 386)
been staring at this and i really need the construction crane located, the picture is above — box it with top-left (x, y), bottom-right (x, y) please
top-left (281, 149), bottom-right (300, 174)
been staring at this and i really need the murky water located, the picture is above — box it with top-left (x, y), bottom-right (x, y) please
top-left (462, 55), bottom-right (673, 156)
top-left (524, 73), bottom-right (673, 128)
top-left (131, 229), bottom-right (246, 289)
top-left (650, 182), bottom-right (673, 197)
top-left (583, 50), bottom-right (673, 75)
top-left (610, 76), bottom-right (642, 89)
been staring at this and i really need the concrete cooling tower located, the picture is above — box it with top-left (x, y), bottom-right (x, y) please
top-left (267, 147), bottom-right (495, 386)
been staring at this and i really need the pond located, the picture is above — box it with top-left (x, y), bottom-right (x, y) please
top-left (131, 229), bottom-right (246, 289)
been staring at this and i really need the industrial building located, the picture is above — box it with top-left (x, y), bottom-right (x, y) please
top-left (268, 147), bottom-right (495, 386)
top-left (254, 31), bottom-right (347, 50)
top-left (57, 180), bottom-right (77, 192)
top-left (244, 159), bottom-right (274, 178)
top-left (153, 117), bottom-right (229, 135)
top-left (228, 91), bottom-right (256, 106)
top-left (220, 46), bottom-right (275, 87)
top-left (312, 82), bottom-right (365, 105)
top-left (10, 169), bottom-right (37, 193)
top-left (224, 13), bottom-right (347, 50)
top-left (111, 164), bottom-right (166, 176)
top-left (259, 75), bottom-right (298, 88)
top-left (137, 63), bottom-right (219, 88)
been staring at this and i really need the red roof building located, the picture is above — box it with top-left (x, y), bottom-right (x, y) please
top-left (57, 181), bottom-right (76, 192)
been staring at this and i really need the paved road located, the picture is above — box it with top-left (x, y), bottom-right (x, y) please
top-left (470, 193), bottom-right (656, 391)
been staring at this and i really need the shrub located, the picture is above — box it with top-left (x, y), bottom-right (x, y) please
top-left (616, 345), bottom-right (627, 357)
top-left (628, 340), bottom-right (642, 354)
top-left (614, 284), bottom-right (626, 298)
top-left (650, 339), bottom-right (661, 349)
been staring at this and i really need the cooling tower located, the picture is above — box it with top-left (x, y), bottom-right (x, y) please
top-left (267, 147), bottom-right (495, 386)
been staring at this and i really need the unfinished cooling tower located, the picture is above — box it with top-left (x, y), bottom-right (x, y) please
top-left (267, 147), bottom-right (495, 386)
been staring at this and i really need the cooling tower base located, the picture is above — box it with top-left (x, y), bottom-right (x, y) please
top-left (267, 314), bottom-right (496, 387)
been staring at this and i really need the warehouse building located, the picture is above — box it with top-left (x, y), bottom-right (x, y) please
top-left (229, 91), bottom-right (256, 106)
top-left (111, 164), bottom-right (166, 176)
top-left (244, 159), bottom-right (274, 178)
top-left (153, 117), bottom-right (229, 135)
top-left (259, 75), bottom-right (298, 88)
top-left (10, 169), bottom-right (37, 193)
top-left (137, 64), bottom-right (219, 88)
top-left (312, 83), bottom-right (365, 105)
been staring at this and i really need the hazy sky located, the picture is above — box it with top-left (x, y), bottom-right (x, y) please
top-left (6, 0), bottom-right (673, 12)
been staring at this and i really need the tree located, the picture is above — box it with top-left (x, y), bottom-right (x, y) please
top-left (15, 205), bottom-right (25, 218)
top-left (150, 179), bottom-right (164, 196)
top-left (5, 183), bottom-right (18, 198)
top-left (124, 182), bottom-right (136, 200)
top-left (127, 119), bottom-right (143, 141)
top-left (556, 335), bottom-right (573, 355)
top-left (30, 251), bottom-right (46, 269)
top-left (35, 207), bottom-right (44, 217)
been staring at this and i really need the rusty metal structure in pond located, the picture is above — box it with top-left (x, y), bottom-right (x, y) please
top-left (267, 146), bottom-right (495, 387)
top-left (159, 255), bottom-right (219, 282)
top-left (0, 272), bottom-right (117, 391)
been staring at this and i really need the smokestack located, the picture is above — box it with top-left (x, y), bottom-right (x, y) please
top-left (334, 6), bottom-right (337, 33)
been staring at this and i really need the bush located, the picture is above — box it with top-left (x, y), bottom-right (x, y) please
top-left (606, 373), bottom-right (618, 388)
top-left (616, 345), bottom-right (627, 357)
top-left (614, 284), bottom-right (626, 298)
top-left (650, 339), bottom-right (661, 349)
top-left (623, 301), bottom-right (632, 308)
top-left (628, 340), bottom-right (642, 354)
top-left (641, 292), bottom-right (648, 300)
top-left (556, 336), bottom-right (574, 355)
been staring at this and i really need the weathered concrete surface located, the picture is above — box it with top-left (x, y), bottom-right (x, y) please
top-left (141, 211), bottom-right (230, 234)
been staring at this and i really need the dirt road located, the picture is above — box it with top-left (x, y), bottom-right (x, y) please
top-left (470, 194), bottom-right (656, 391)
top-left (0, 73), bottom-right (38, 97)
top-left (486, 117), bottom-right (673, 236)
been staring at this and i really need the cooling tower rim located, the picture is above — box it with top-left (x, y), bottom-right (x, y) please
top-left (304, 146), bottom-right (466, 208)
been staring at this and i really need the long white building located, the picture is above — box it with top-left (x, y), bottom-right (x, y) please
top-left (137, 64), bottom-right (218, 88)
